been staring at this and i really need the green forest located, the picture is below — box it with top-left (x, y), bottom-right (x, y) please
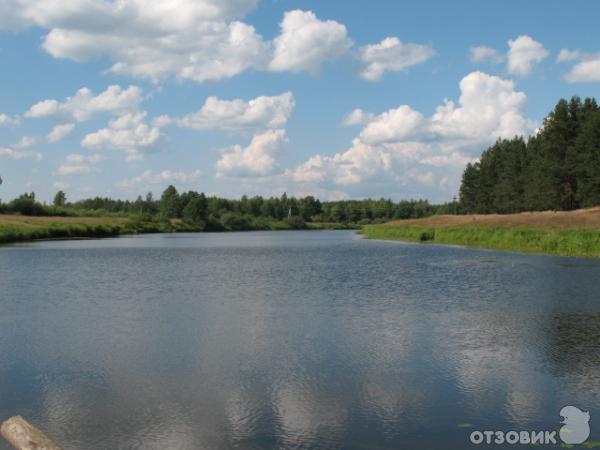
top-left (0, 187), bottom-right (451, 231)
top-left (459, 96), bottom-right (600, 214)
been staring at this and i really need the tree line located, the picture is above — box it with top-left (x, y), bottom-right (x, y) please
top-left (0, 186), bottom-right (454, 230)
top-left (459, 96), bottom-right (600, 214)
top-left (11, 98), bottom-right (593, 224)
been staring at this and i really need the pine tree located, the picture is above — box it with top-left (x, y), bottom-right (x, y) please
top-left (574, 110), bottom-right (600, 207)
top-left (459, 162), bottom-right (481, 213)
top-left (458, 96), bottom-right (600, 213)
top-left (491, 138), bottom-right (527, 213)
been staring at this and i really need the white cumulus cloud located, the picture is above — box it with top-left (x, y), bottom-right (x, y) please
top-left (269, 10), bottom-right (352, 74)
top-left (342, 109), bottom-right (375, 127)
top-left (359, 37), bottom-right (435, 81)
top-left (26, 85), bottom-right (143, 122)
top-left (115, 169), bottom-right (202, 190)
top-left (177, 92), bottom-right (295, 132)
top-left (469, 46), bottom-right (504, 64)
top-left (1, 0), bottom-right (267, 83)
top-left (0, 113), bottom-right (20, 126)
top-left (507, 35), bottom-right (548, 77)
top-left (287, 138), bottom-right (394, 187)
top-left (13, 136), bottom-right (37, 149)
top-left (47, 123), bottom-right (76, 143)
top-left (429, 71), bottom-right (531, 143)
top-left (0, 147), bottom-right (38, 160)
top-left (0, 0), bottom-right (259, 29)
top-left (81, 112), bottom-right (163, 157)
top-left (566, 59), bottom-right (600, 82)
top-left (287, 71), bottom-right (534, 199)
top-left (420, 152), bottom-right (476, 168)
top-left (557, 49), bottom-right (584, 63)
top-left (359, 106), bottom-right (425, 145)
top-left (55, 153), bottom-right (103, 175)
top-left (557, 49), bottom-right (600, 83)
top-left (217, 129), bottom-right (287, 177)
top-left (470, 37), bottom-right (547, 77)
top-left (56, 164), bottom-right (89, 176)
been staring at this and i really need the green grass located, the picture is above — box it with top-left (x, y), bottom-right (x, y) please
top-left (0, 222), bottom-right (122, 243)
top-left (362, 224), bottom-right (600, 258)
top-left (0, 216), bottom-right (201, 245)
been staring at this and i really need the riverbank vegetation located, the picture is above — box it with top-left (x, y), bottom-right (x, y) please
top-left (0, 215), bottom-right (166, 244)
top-left (0, 214), bottom-right (358, 244)
top-left (363, 208), bottom-right (600, 257)
top-left (0, 189), bottom-right (443, 244)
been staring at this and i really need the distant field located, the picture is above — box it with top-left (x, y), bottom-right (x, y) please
top-left (362, 208), bottom-right (600, 258)
top-left (385, 207), bottom-right (600, 229)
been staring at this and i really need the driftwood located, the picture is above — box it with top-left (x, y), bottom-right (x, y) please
top-left (1, 416), bottom-right (62, 450)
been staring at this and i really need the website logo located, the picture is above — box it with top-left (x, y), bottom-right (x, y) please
top-left (559, 406), bottom-right (591, 445)
top-left (469, 405), bottom-right (591, 446)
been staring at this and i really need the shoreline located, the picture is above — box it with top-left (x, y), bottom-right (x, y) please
top-left (5, 210), bottom-right (600, 258)
top-left (362, 223), bottom-right (600, 258)
top-left (0, 215), bottom-right (358, 246)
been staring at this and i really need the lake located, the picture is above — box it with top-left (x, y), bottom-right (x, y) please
top-left (0, 231), bottom-right (598, 449)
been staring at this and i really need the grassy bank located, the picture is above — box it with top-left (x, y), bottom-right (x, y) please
top-left (0, 215), bottom-right (186, 244)
top-left (0, 215), bottom-right (358, 245)
top-left (362, 208), bottom-right (600, 258)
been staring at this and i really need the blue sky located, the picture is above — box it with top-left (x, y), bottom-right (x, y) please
top-left (1, 0), bottom-right (599, 203)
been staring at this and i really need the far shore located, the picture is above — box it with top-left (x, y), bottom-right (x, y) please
top-left (4, 209), bottom-right (600, 258)
top-left (0, 214), bottom-right (356, 245)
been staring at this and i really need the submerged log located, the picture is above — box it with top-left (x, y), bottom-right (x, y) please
top-left (1, 416), bottom-right (62, 450)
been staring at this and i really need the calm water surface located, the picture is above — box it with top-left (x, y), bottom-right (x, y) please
top-left (0, 231), bottom-right (599, 449)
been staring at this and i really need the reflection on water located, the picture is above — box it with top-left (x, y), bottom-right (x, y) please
top-left (0, 231), bottom-right (599, 449)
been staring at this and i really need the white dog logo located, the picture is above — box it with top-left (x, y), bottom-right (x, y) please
top-left (559, 406), bottom-right (590, 445)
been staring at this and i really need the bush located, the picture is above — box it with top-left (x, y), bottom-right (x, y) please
top-left (8, 193), bottom-right (45, 216)
top-left (221, 212), bottom-right (253, 231)
top-left (419, 230), bottom-right (435, 241)
top-left (204, 214), bottom-right (226, 232)
top-left (251, 216), bottom-right (272, 230)
top-left (286, 216), bottom-right (307, 229)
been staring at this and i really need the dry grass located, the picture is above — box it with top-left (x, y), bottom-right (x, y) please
top-left (384, 207), bottom-right (600, 230)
